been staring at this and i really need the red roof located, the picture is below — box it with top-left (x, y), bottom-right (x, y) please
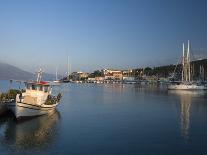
top-left (38, 81), bottom-right (49, 85)
top-left (26, 81), bottom-right (49, 85)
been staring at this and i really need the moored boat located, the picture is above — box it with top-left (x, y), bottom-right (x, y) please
top-left (168, 82), bottom-right (207, 90)
top-left (168, 41), bottom-right (207, 90)
top-left (53, 67), bottom-right (61, 83)
top-left (8, 69), bottom-right (62, 119)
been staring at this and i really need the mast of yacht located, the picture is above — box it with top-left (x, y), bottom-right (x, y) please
top-left (70, 63), bottom-right (72, 80)
top-left (56, 67), bottom-right (58, 81)
top-left (187, 40), bottom-right (191, 82)
top-left (182, 43), bottom-right (185, 82)
top-left (67, 56), bottom-right (70, 79)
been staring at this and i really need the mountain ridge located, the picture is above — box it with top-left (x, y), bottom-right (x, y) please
top-left (0, 63), bottom-right (55, 81)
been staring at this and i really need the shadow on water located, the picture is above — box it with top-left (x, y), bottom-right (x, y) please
top-left (133, 83), bottom-right (168, 94)
top-left (0, 110), bottom-right (61, 151)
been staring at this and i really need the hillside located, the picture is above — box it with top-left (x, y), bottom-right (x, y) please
top-left (0, 63), bottom-right (57, 81)
top-left (0, 63), bottom-right (34, 80)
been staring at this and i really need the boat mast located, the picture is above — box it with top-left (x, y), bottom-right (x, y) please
top-left (67, 56), bottom-right (70, 78)
top-left (182, 43), bottom-right (185, 82)
top-left (37, 68), bottom-right (43, 82)
top-left (56, 67), bottom-right (58, 81)
top-left (70, 63), bottom-right (72, 79)
top-left (187, 40), bottom-right (191, 82)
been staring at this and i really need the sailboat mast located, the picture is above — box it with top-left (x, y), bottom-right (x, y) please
top-left (70, 63), bottom-right (72, 77)
top-left (67, 56), bottom-right (70, 77)
top-left (182, 43), bottom-right (185, 82)
top-left (187, 40), bottom-right (191, 82)
top-left (56, 67), bottom-right (58, 80)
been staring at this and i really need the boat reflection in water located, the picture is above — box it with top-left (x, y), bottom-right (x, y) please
top-left (0, 110), bottom-right (60, 150)
top-left (168, 90), bottom-right (206, 139)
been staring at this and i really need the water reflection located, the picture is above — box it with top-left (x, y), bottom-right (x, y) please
top-left (168, 90), bottom-right (206, 139)
top-left (0, 110), bottom-right (60, 150)
top-left (103, 83), bottom-right (125, 93)
top-left (133, 83), bottom-right (168, 95)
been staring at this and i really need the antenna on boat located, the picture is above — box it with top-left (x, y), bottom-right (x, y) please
top-left (37, 68), bottom-right (43, 82)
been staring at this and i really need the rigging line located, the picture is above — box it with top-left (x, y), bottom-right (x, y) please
top-left (173, 55), bottom-right (182, 77)
top-left (190, 49), bottom-right (197, 61)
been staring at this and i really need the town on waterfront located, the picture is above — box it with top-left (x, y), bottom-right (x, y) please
top-left (60, 58), bottom-right (207, 84)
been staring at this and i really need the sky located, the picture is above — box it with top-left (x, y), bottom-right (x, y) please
top-left (0, 0), bottom-right (207, 74)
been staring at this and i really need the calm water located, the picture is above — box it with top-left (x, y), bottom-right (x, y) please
top-left (1, 81), bottom-right (207, 154)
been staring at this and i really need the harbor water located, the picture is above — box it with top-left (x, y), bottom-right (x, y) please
top-left (0, 81), bottom-right (207, 154)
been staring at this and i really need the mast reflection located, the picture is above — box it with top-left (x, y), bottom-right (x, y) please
top-left (179, 91), bottom-right (191, 138)
top-left (169, 90), bottom-right (205, 139)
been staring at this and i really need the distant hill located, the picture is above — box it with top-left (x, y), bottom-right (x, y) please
top-left (42, 72), bottom-right (57, 81)
top-left (0, 63), bottom-right (34, 80)
top-left (0, 63), bottom-right (55, 81)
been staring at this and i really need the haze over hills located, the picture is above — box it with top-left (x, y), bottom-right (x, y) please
top-left (0, 62), bottom-right (55, 80)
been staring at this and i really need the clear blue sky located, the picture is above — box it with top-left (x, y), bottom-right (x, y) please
top-left (0, 0), bottom-right (207, 74)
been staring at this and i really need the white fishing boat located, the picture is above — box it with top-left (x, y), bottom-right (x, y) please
top-left (8, 69), bottom-right (62, 119)
top-left (168, 41), bottom-right (207, 90)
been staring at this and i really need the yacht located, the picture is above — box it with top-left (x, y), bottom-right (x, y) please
top-left (7, 69), bottom-right (62, 119)
top-left (168, 41), bottom-right (207, 90)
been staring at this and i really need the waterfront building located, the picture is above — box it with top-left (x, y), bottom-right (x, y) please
top-left (104, 73), bottom-right (115, 80)
top-left (95, 76), bottom-right (105, 81)
top-left (103, 69), bottom-right (123, 80)
top-left (122, 70), bottom-right (135, 81)
top-left (71, 72), bottom-right (89, 81)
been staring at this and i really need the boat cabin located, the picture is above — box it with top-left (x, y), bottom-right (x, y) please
top-left (25, 81), bottom-right (52, 94)
top-left (15, 81), bottom-right (53, 105)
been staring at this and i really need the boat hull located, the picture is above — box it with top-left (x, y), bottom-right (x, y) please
top-left (7, 102), bottom-right (59, 119)
top-left (168, 84), bottom-right (207, 90)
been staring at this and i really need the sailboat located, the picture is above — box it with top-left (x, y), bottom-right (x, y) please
top-left (53, 67), bottom-right (61, 83)
top-left (62, 56), bottom-right (71, 83)
top-left (168, 41), bottom-right (207, 90)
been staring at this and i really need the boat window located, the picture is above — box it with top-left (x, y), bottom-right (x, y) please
top-left (32, 85), bottom-right (36, 90)
top-left (26, 84), bottom-right (31, 90)
top-left (44, 86), bottom-right (49, 92)
top-left (36, 85), bottom-right (43, 91)
top-left (39, 86), bottom-right (43, 91)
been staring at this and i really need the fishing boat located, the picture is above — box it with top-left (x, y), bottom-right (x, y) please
top-left (7, 69), bottom-right (62, 119)
top-left (168, 41), bottom-right (207, 90)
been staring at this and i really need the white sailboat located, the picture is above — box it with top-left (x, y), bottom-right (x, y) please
top-left (7, 69), bottom-right (62, 119)
top-left (53, 67), bottom-right (61, 83)
top-left (168, 41), bottom-right (207, 90)
top-left (62, 56), bottom-right (71, 83)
